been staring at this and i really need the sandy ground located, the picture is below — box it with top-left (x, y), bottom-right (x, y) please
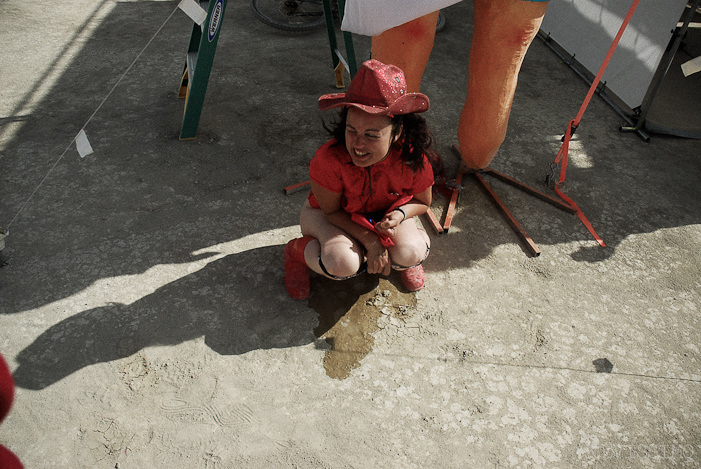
top-left (1, 0), bottom-right (700, 467)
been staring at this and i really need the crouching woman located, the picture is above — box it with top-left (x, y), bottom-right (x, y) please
top-left (285, 59), bottom-right (440, 300)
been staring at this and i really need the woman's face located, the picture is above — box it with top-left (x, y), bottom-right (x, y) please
top-left (345, 107), bottom-right (399, 168)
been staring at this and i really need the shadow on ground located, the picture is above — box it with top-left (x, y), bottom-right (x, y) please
top-left (12, 245), bottom-right (313, 389)
top-left (13, 245), bottom-right (421, 389)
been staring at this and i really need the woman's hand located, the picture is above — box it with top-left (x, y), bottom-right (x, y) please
top-left (365, 239), bottom-right (391, 275)
top-left (375, 210), bottom-right (404, 238)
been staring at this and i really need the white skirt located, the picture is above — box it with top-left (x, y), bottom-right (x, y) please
top-left (341, 0), bottom-right (463, 36)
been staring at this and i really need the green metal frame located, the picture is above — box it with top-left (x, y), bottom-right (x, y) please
top-left (322, 0), bottom-right (357, 88)
top-left (178, 0), bottom-right (355, 139)
top-left (178, 0), bottom-right (228, 140)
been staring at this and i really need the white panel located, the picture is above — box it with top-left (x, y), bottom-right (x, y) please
top-left (541, 0), bottom-right (688, 108)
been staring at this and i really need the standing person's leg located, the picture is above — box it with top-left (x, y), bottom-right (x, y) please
top-left (458, 0), bottom-right (548, 170)
top-left (371, 11), bottom-right (440, 93)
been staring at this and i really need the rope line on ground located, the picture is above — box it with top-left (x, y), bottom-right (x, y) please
top-left (4, 2), bottom-right (182, 233)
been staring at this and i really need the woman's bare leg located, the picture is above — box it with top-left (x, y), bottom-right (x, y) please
top-left (387, 219), bottom-right (430, 268)
top-left (299, 201), bottom-right (365, 279)
top-left (371, 11), bottom-right (440, 92)
top-left (458, 0), bottom-right (548, 169)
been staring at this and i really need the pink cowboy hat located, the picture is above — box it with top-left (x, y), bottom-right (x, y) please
top-left (318, 59), bottom-right (429, 116)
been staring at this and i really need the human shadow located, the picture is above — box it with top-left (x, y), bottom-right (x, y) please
top-left (12, 245), bottom-right (317, 390)
top-left (13, 240), bottom-right (429, 388)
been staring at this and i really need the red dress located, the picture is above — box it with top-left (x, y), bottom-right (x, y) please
top-left (307, 139), bottom-right (434, 247)
top-left (308, 139), bottom-right (433, 218)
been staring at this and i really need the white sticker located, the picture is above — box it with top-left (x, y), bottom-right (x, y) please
top-left (75, 129), bottom-right (94, 158)
top-left (179, 0), bottom-right (207, 26)
top-left (681, 56), bottom-right (701, 77)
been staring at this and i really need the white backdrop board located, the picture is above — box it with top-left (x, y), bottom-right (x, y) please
top-left (540, 0), bottom-right (688, 109)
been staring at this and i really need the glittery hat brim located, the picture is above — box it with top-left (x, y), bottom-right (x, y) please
top-left (318, 92), bottom-right (430, 115)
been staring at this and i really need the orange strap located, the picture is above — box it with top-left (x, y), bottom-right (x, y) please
top-left (553, 0), bottom-right (641, 248)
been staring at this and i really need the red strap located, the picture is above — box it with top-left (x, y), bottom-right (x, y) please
top-left (553, 0), bottom-right (640, 248)
top-left (351, 214), bottom-right (395, 247)
top-left (555, 185), bottom-right (606, 247)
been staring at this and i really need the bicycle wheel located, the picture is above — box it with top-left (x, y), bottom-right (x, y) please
top-left (250, 0), bottom-right (326, 32)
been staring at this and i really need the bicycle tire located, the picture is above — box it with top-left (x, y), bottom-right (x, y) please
top-left (250, 0), bottom-right (326, 32)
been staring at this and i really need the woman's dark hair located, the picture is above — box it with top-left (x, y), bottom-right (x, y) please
top-left (324, 107), bottom-right (444, 178)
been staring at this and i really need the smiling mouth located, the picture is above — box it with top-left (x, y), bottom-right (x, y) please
top-left (354, 150), bottom-right (369, 157)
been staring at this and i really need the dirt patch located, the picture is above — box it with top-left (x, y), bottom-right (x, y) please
top-left (309, 273), bottom-right (417, 379)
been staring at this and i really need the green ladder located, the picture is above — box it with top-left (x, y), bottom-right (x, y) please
top-left (322, 0), bottom-right (357, 88)
top-left (178, 0), bottom-right (228, 140)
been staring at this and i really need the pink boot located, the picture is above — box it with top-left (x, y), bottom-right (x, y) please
top-left (400, 265), bottom-right (425, 292)
top-left (284, 237), bottom-right (314, 300)
top-left (1, 354), bottom-right (23, 469)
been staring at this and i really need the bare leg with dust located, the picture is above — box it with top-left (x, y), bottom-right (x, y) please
top-left (371, 11), bottom-right (440, 93)
top-left (459, 0), bottom-right (548, 169)
top-left (300, 201), bottom-right (365, 279)
top-left (299, 201), bottom-right (430, 278)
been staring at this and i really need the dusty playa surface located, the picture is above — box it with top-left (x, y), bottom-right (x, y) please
top-left (1, 0), bottom-right (700, 467)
